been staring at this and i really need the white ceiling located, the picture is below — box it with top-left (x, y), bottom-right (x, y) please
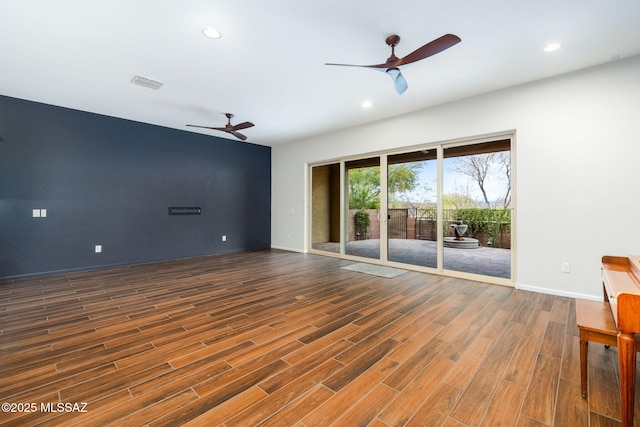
top-left (1, 0), bottom-right (639, 146)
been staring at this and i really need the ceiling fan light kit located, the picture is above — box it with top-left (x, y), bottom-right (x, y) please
top-left (385, 68), bottom-right (408, 95)
top-left (325, 33), bottom-right (461, 95)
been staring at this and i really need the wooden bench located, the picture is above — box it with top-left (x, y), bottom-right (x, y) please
top-left (576, 298), bottom-right (640, 399)
top-left (576, 298), bottom-right (619, 398)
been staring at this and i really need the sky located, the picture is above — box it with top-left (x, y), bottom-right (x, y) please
top-left (399, 156), bottom-right (509, 207)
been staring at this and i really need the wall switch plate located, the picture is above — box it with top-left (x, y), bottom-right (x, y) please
top-left (561, 262), bottom-right (571, 273)
top-left (40, 209), bottom-right (47, 217)
top-left (222, 235), bottom-right (227, 242)
top-left (33, 209), bottom-right (41, 217)
top-left (95, 245), bottom-right (102, 253)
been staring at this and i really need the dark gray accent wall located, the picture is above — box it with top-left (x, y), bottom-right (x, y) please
top-left (0, 95), bottom-right (271, 280)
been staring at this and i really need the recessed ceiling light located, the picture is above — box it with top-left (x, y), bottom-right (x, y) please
top-left (202, 27), bottom-right (222, 39)
top-left (543, 42), bottom-right (562, 52)
top-left (361, 100), bottom-right (373, 109)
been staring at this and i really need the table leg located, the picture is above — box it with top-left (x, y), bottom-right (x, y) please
top-left (618, 331), bottom-right (636, 426)
top-left (580, 338), bottom-right (588, 398)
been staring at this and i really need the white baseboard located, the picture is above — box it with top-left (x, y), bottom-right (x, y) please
top-left (516, 282), bottom-right (603, 301)
top-left (271, 245), bottom-right (305, 253)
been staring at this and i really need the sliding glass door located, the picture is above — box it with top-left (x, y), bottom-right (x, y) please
top-left (309, 136), bottom-right (513, 283)
top-left (345, 157), bottom-right (381, 261)
top-left (442, 140), bottom-right (512, 279)
top-left (311, 163), bottom-right (340, 254)
top-left (387, 150), bottom-right (438, 269)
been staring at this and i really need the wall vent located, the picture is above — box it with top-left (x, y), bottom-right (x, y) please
top-left (131, 75), bottom-right (164, 90)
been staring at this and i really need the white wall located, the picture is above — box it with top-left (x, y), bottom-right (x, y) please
top-left (272, 55), bottom-right (640, 299)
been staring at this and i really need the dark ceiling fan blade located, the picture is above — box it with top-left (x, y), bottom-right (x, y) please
top-left (324, 61), bottom-right (389, 69)
top-left (186, 113), bottom-right (254, 140)
top-left (397, 34), bottom-right (461, 66)
top-left (325, 34), bottom-right (461, 70)
top-left (386, 68), bottom-right (408, 95)
top-left (231, 121), bottom-right (255, 131)
top-left (325, 33), bottom-right (459, 96)
top-left (231, 131), bottom-right (248, 141)
top-left (186, 124), bottom-right (227, 131)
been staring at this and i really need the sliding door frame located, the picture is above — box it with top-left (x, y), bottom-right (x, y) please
top-left (307, 131), bottom-right (516, 286)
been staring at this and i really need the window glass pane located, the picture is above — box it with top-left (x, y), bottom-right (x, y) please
top-left (442, 141), bottom-right (512, 279)
top-left (387, 150), bottom-right (438, 268)
top-left (345, 158), bottom-right (381, 260)
top-left (311, 164), bottom-right (340, 253)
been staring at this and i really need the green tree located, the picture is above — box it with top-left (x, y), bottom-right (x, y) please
top-left (348, 167), bottom-right (380, 209)
top-left (348, 164), bottom-right (421, 209)
top-left (388, 163), bottom-right (422, 203)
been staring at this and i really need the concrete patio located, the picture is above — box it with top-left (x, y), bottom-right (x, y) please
top-left (313, 238), bottom-right (511, 279)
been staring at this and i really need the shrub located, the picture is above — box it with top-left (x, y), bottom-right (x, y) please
top-left (455, 208), bottom-right (511, 247)
top-left (354, 210), bottom-right (371, 239)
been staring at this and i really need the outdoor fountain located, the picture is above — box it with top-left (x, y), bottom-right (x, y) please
top-left (444, 219), bottom-right (480, 249)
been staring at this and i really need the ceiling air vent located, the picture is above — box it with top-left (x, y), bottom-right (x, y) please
top-left (131, 75), bottom-right (164, 90)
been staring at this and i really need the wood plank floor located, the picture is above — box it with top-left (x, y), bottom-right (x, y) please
top-left (0, 249), bottom-right (637, 426)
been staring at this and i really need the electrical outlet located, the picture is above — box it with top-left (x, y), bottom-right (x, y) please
top-left (95, 245), bottom-right (102, 253)
top-left (561, 262), bottom-right (571, 273)
top-left (222, 235), bottom-right (227, 242)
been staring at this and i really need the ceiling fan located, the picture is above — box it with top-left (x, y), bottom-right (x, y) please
top-left (325, 33), bottom-right (461, 95)
top-left (186, 113), bottom-right (255, 141)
